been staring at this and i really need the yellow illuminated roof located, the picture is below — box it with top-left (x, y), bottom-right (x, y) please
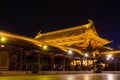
top-left (0, 30), bottom-right (42, 47)
top-left (34, 19), bottom-right (112, 54)
top-left (0, 19), bottom-right (113, 55)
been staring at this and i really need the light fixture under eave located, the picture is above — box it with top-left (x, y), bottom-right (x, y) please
top-left (1, 37), bottom-right (6, 42)
top-left (67, 50), bottom-right (73, 54)
top-left (1, 44), bottom-right (5, 47)
top-left (84, 53), bottom-right (89, 57)
top-left (42, 45), bottom-right (48, 50)
top-left (107, 54), bottom-right (112, 58)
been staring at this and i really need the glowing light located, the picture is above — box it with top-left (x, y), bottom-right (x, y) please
top-left (68, 50), bottom-right (73, 54)
top-left (42, 45), bottom-right (48, 50)
top-left (112, 57), bottom-right (114, 60)
top-left (0, 31), bottom-right (42, 47)
top-left (1, 37), bottom-right (6, 42)
top-left (85, 53), bottom-right (89, 57)
top-left (107, 54), bottom-right (112, 58)
top-left (106, 54), bottom-right (114, 60)
top-left (71, 60), bottom-right (93, 66)
top-left (0, 44), bottom-right (5, 47)
top-left (106, 57), bottom-right (110, 60)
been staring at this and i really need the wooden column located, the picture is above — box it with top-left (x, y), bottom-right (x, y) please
top-left (51, 55), bottom-right (54, 71)
top-left (81, 59), bottom-right (83, 71)
top-left (87, 59), bottom-right (88, 70)
top-left (73, 58), bottom-right (75, 70)
top-left (114, 62), bottom-right (116, 71)
top-left (63, 55), bottom-right (65, 71)
top-left (38, 53), bottom-right (40, 63)
top-left (92, 59), bottom-right (94, 70)
top-left (19, 50), bottom-right (22, 71)
top-left (24, 53), bottom-right (26, 70)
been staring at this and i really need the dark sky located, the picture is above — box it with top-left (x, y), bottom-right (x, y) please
top-left (0, 1), bottom-right (120, 49)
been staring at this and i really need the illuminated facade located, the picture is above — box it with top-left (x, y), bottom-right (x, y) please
top-left (0, 19), bottom-right (113, 71)
top-left (35, 19), bottom-right (112, 56)
top-left (34, 19), bottom-right (114, 70)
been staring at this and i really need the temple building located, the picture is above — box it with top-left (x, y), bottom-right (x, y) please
top-left (34, 19), bottom-right (113, 71)
top-left (0, 19), bottom-right (114, 71)
top-left (35, 19), bottom-right (113, 56)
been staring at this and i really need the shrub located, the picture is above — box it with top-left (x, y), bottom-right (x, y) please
top-left (94, 60), bottom-right (103, 73)
top-left (31, 62), bottom-right (42, 73)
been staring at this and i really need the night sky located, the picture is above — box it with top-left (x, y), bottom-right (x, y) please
top-left (0, 1), bottom-right (120, 49)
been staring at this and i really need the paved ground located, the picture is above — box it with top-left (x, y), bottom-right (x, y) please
top-left (0, 71), bottom-right (120, 76)
top-left (0, 71), bottom-right (93, 76)
top-left (0, 73), bottom-right (120, 80)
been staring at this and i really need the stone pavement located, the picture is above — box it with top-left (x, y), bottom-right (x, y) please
top-left (0, 71), bottom-right (120, 76)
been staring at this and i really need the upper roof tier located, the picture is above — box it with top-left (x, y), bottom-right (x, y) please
top-left (35, 19), bottom-right (111, 46)
top-left (35, 19), bottom-right (98, 40)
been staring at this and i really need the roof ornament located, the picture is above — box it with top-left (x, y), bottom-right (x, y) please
top-left (88, 19), bottom-right (94, 24)
top-left (85, 19), bottom-right (94, 29)
top-left (84, 41), bottom-right (95, 53)
top-left (35, 30), bottom-right (42, 38)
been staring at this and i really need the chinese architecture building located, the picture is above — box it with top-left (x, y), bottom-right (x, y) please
top-left (0, 19), bottom-right (114, 71)
top-left (35, 19), bottom-right (112, 54)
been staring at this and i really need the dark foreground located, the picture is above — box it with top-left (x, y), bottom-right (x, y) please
top-left (0, 73), bottom-right (120, 80)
